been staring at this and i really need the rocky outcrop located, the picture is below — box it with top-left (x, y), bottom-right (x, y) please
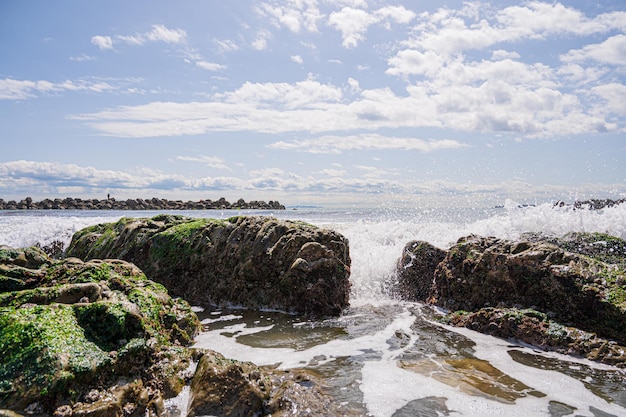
top-left (0, 246), bottom-right (201, 414)
top-left (445, 308), bottom-right (626, 367)
top-left (66, 215), bottom-right (351, 317)
top-left (0, 247), bottom-right (360, 416)
top-left (0, 197), bottom-right (285, 210)
top-left (396, 233), bottom-right (626, 365)
top-left (186, 351), bottom-right (358, 417)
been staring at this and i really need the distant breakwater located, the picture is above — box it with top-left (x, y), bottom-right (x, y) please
top-left (0, 196), bottom-right (285, 210)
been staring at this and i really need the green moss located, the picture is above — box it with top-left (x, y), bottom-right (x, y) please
top-left (75, 302), bottom-right (144, 351)
top-left (0, 304), bottom-right (110, 401)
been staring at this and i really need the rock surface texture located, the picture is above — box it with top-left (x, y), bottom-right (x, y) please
top-left (1, 246), bottom-right (359, 416)
top-left (397, 233), bottom-right (626, 367)
top-left (66, 215), bottom-right (351, 317)
top-left (0, 246), bottom-right (201, 414)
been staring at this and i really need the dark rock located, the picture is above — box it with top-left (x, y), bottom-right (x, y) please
top-left (396, 240), bottom-right (446, 300)
top-left (397, 234), bottom-right (626, 347)
top-left (445, 308), bottom-right (626, 368)
top-left (188, 350), bottom-right (362, 417)
top-left (0, 247), bottom-right (201, 414)
top-left (66, 215), bottom-right (351, 317)
top-left (189, 351), bottom-right (271, 417)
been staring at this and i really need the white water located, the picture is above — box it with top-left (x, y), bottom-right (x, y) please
top-left (1, 201), bottom-right (625, 416)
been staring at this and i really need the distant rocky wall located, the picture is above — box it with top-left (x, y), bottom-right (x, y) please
top-left (0, 197), bottom-right (285, 210)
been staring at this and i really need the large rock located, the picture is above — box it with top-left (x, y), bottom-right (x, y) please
top-left (0, 246), bottom-right (201, 414)
top-left (396, 234), bottom-right (626, 347)
top-left (187, 350), bottom-right (362, 417)
top-left (445, 308), bottom-right (626, 367)
top-left (66, 215), bottom-right (351, 316)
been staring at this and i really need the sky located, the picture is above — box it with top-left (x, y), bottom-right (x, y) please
top-left (1, 1), bottom-right (625, 208)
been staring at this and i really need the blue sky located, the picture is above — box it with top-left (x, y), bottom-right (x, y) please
top-left (1, 1), bottom-right (625, 207)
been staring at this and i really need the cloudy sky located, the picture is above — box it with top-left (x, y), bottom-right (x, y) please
top-left (1, 1), bottom-right (625, 207)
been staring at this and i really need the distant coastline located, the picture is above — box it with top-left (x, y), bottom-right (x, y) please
top-left (0, 197), bottom-right (285, 210)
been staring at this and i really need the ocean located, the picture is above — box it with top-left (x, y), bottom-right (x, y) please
top-left (1, 200), bottom-right (625, 416)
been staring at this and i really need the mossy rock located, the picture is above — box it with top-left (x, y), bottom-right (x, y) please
top-left (398, 234), bottom-right (626, 346)
top-left (0, 247), bottom-right (201, 413)
top-left (66, 215), bottom-right (351, 316)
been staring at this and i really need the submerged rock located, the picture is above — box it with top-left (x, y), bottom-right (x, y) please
top-left (0, 246), bottom-right (201, 414)
top-left (396, 233), bottom-right (626, 362)
top-left (66, 215), bottom-right (351, 317)
top-left (445, 308), bottom-right (626, 368)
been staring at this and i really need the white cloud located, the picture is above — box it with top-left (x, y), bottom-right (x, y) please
top-left (0, 78), bottom-right (116, 100)
top-left (328, 7), bottom-right (377, 48)
top-left (400, 2), bottom-right (626, 57)
top-left (291, 54), bottom-right (303, 64)
top-left (214, 38), bottom-right (240, 53)
top-left (327, 4), bottom-right (416, 48)
top-left (176, 155), bottom-right (231, 170)
top-left (252, 29), bottom-right (271, 50)
top-left (93, 25), bottom-right (187, 51)
top-left (256, 0), bottom-right (323, 33)
top-left (145, 24), bottom-right (187, 43)
top-left (561, 34), bottom-right (626, 66)
top-left (117, 24), bottom-right (187, 46)
top-left (91, 35), bottom-right (113, 50)
top-left (267, 134), bottom-right (469, 154)
top-left (196, 61), bottom-right (226, 71)
top-left (591, 83), bottom-right (626, 116)
top-left (374, 5), bottom-right (416, 26)
top-left (72, 70), bottom-right (621, 138)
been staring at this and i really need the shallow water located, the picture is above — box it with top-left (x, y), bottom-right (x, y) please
top-left (191, 303), bottom-right (626, 417)
top-left (2, 201), bottom-right (625, 416)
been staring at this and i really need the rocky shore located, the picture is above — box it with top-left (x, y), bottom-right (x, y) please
top-left (396, 232), bottom-right (626, 367)
top-left (65, 215), bottom-right (351, 317)
top-left (0, 197), bottom-right (285, 210)
top-left (0, 216), bottom-right (354, 416)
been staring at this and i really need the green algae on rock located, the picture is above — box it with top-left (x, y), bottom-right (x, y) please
top-left (0, 247), bottom-right (201, 414)
top-left (396, 233), bottom-right (626, 365)
top-left (66, 215), bottom-right (351, 317)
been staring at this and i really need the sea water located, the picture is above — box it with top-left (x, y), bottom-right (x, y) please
top-left (1, 200), bottom-right (625, 416)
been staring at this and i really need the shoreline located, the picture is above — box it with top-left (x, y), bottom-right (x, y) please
top-left (0, 196), bottom-right (285, 211)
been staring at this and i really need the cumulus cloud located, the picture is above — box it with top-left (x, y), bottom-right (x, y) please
top-left (561, 34), bottom-right (626, 66)
top-left (91, 35), bottom-right (113, 50)
top-left (70, 3), bottom-right (625, 139)
top-left (255, 0), bottom-right (323, 33)
top-left (329, 5), bottom-right (415, 48)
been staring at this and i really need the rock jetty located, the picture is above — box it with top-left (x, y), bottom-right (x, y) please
top-left (0, 246), bottom-right (358, 416)
top-left (0, 196), bottom-right (285, 210)
top-left (66, 215), bottom-right (351, 317)
top-left (553, 198), bottom-right (626, 210)
top-left (396, 232), bottom-right (626, 367)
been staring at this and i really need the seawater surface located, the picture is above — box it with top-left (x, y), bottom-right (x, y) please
top-left (1, 200), bottom-right (625, 416)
